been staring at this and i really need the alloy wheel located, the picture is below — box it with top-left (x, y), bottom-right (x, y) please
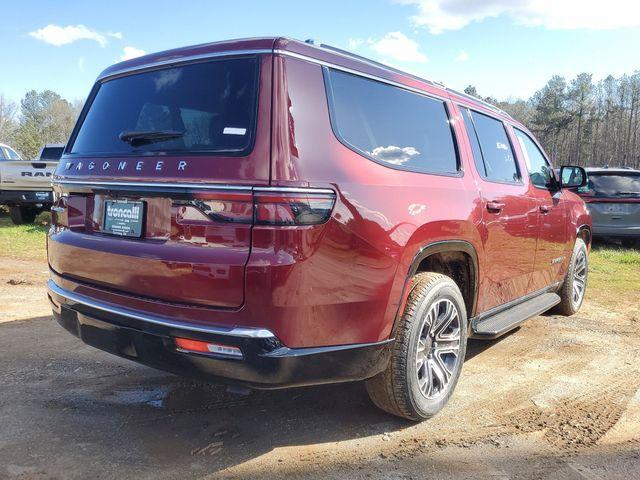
top-left (415, 299), bottom-right (461, 400)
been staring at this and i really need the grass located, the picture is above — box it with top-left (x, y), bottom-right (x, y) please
top-left (588, 242), bottom-right (640, 305)
top-left (0, 211), bottom-right (50, 261)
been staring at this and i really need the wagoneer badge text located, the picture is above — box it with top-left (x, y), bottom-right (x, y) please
top-left (64, 160), bottom-right (188, 172)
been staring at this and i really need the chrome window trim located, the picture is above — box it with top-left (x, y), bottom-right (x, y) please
top-left (274, 49), bottom-right (450, 103)
top-left (47, 280), bottom-right (276, 339)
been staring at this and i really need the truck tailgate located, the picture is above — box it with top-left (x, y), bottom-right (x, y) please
top-left (0, 161), bottom-right (57, 190)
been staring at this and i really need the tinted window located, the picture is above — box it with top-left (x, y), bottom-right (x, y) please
top-left (514, 129), bottom-right (553, 188)
top-left (325, 69), bottom-right (458, 174)
top-left (461, 108), bottom-right (486, 177)
top-left (469, 111), bottom-right (519, 183)
top-left (0, 148), bottom-right (6, 160)
top-left (70, 57), bottom-right (259, 156)
top-left (582, 174), bottom-right (640, 197)
top-left (40, 146), bottom-right (64, 161)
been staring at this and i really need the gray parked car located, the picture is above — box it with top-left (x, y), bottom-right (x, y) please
top-left (576, 167), bottom-right (640, 246)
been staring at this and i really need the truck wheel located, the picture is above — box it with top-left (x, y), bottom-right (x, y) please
top-left (9, 206), bottom-right (37, 225)
top-left (366, 272), bottom-right (467, 421)
top-left (556, 238), bottom-right (588, 316)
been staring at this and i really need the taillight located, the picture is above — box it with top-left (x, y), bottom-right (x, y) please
top-left (51, 196), bottom-right (69, 227)
top-left (176, 189), bottom-right (336, 226)
top-left (185, 191), bottom-right (254, 223)
top-left (254, 191), bottom-right (336, 226)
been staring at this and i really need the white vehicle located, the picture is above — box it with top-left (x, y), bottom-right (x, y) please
top-left (0, 143), bottom-right (61, 224)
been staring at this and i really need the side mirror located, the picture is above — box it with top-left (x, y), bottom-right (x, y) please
top-left (559, 165), bottom-right (588, 189)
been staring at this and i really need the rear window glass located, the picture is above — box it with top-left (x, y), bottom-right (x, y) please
top-left (40, 147), bottom-right (64, 161)
top-left (582, 174), bottom-right (640, 197)
top-left (70, 57), bottom-right (259, 156)
top-left (324, 69), bottom-right (458, 174)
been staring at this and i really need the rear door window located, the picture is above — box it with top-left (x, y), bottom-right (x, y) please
top-left (466, 110), bottom-right (520, 184)
top-left (324, 68), bottom-right (459, 175)
top-left (69, 57), bottom-right (259, 156)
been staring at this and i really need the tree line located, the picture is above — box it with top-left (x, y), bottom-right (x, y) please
top-left (2, 71), bottom-right (640, 168)
top-left (0, 91), bottom-right (82, 160)
top-left (467, 71), bottom-right (640, 169)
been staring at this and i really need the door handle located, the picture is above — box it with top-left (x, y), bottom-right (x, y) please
top-left (486, 201), bottom-right (505, 213)
top-left (540, 205), bottom-right (551, 214)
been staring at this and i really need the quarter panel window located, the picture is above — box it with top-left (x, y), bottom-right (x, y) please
top-left (469, 111), bottom-right (519, 183)
top-left (325, 69), bottom-right (458, 174)
top-left (514, 128), bottom-right (553, 188)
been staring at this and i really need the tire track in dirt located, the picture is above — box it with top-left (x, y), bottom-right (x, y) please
top-left (504, 366), bottom-right (640, 452)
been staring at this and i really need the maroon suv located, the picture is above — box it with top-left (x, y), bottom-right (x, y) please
top-left (47, 38), bottom-right (592, 421)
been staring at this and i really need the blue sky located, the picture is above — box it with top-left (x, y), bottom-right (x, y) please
top-left (2, 0), bottom-right (639, 104)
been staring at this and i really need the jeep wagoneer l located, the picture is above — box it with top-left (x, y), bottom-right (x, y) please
top-left (47, 37), bottom-right (592, 420)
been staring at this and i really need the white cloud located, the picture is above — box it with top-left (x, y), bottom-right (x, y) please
top-left (369, 32), bottom-right (428, 63)
top-left (29, 24), bottom-right (107, 47)
top-left (120, 46), bottom-right (146, 61)
top-left (396, 0), bottom-right (640, 34)
top-left (456, 50), bottom-right (469, 62)
top-left (369, 145), bottom-right (420, 165)
top-left (77, 57), bottom-right (85, 72)
top-left (347, 38), bottom-right (364, 50)
top-left (107, 31), bottom-right (123, 40)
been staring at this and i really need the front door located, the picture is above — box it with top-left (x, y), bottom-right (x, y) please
top-left (512, 127), bottom-right (570, 291)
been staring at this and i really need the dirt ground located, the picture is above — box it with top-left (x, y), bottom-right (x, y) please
top-left (1, 256), bottom-right (639, 479)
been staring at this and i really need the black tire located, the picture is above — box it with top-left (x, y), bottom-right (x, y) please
top-left (556, 238), bottom-right (588, 316)
top-left (9, 206), bottom-right (37, 225)
top-left (621, 239), bottom-right (638, 249)
top-left (366, 272), bottom-right (467, 421)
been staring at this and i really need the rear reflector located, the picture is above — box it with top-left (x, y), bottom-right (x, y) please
top-left (174, 337), bottom-right (243, 359)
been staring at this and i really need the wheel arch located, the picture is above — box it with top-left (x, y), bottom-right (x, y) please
top-left (576, 224), bottom-right (592, 250)
top-left (391, 240), bottom-right (479, 337)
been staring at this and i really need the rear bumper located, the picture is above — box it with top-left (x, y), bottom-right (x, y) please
top-left (0, 189), bottom-right (52, 206)
top-left (47, 280), bottom-right (392, 389)
top-left (592, 225), bottom-right (640, 238)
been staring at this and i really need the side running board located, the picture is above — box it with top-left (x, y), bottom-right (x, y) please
top-left (471, 292), bottom-right (561, 339)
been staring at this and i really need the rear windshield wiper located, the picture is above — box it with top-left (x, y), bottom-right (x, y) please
top-left (119, 130), bottom-right (184, 147)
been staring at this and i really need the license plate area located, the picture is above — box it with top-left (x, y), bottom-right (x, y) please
top-left (605, 204), bottom-right (628, 214)
top-left (103, 199), bottom-right (145, 237)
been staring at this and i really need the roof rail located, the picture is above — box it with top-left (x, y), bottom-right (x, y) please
top-left (315, 42), bottom-right (512, 119)
top-left (316, 42), bottom-right (439, 89)
top-left (446, 87), bottom-right (513, 119)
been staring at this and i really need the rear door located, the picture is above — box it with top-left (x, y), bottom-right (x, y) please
top-left (460, 107), bottom-right (538, 312)
top-left (48, 54), bottom-right (272, 309)
top-left (512, 127), bottom-right (569, 290)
